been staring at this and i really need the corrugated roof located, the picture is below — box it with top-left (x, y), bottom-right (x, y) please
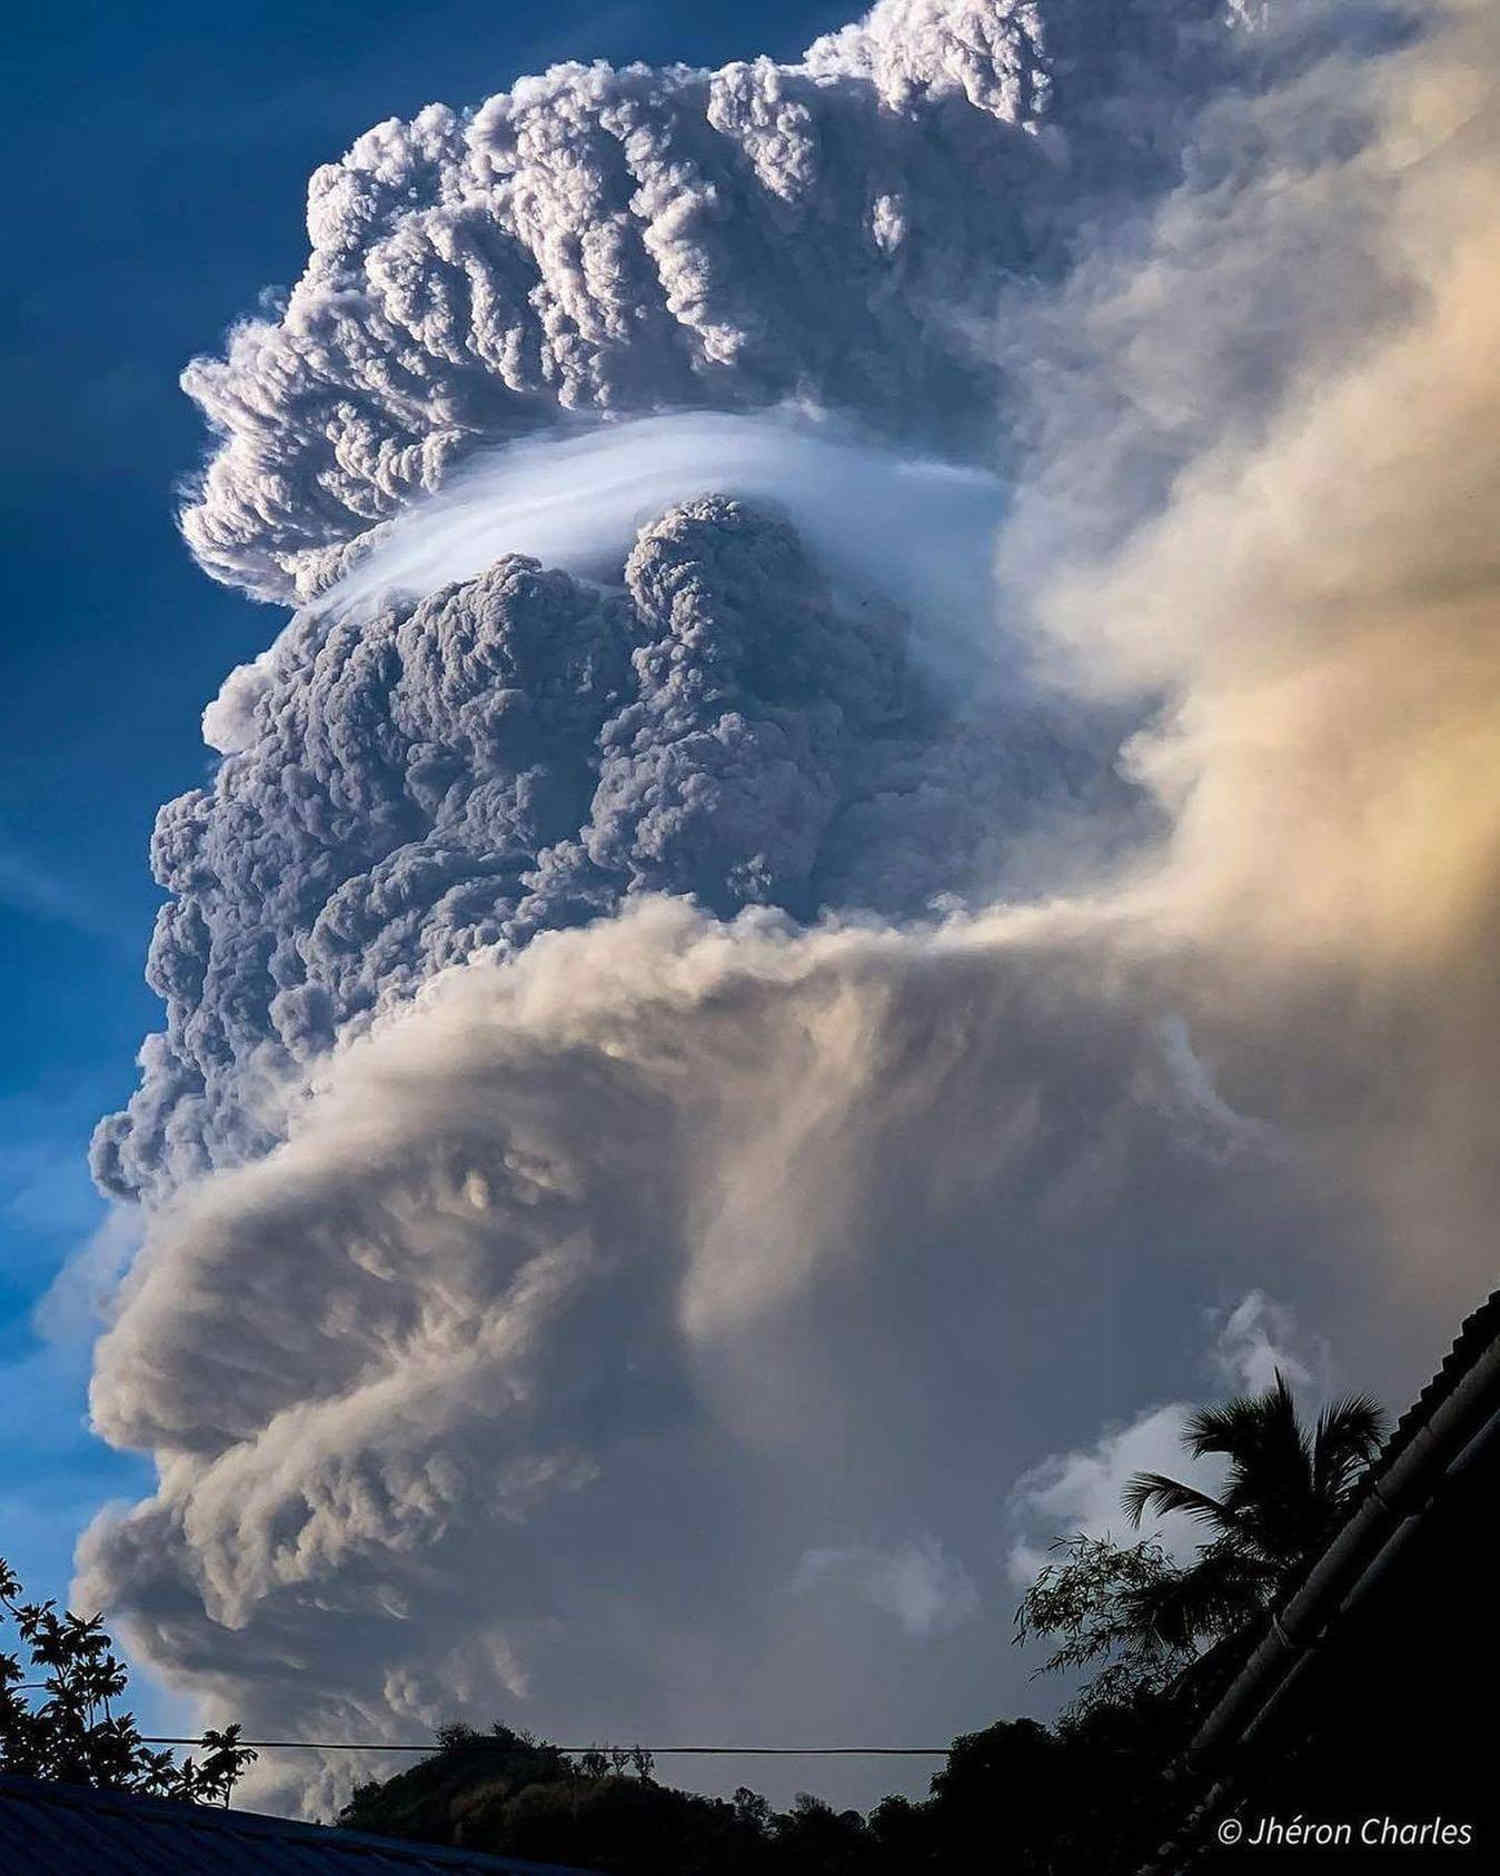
top-left (1369, 1284), bottom-right (1500, 1477)
top-left (0, 1774), bottom-right (601, 1876)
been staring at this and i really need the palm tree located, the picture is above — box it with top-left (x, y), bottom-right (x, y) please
top-left (1015, 1372), bottom-right (1389, 1721)
top-left (1118, 1370), bottom-right (1387, 1663)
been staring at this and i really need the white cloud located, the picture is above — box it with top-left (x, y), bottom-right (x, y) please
top-left (319, 410), bottom-right (1007, 667)
top-left (1006, 1290), bottom-right (1333, 1583)
top-left (795, 1537), bottom-right (980, 1638)
top-left (1006, 1403), bottom-right (1211, 1580)
top-left (1205, 1290), bottom-right (1324, 1397)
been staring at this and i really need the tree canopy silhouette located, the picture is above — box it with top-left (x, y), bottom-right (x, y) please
top-left (1015, 1371), bottom-right (1387, 1718)
top-left (0, 1556), bottom-right (255, 1804)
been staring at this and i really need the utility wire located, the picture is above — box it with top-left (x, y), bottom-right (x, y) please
top-left (142, 1738), bottom-right (948, 1757)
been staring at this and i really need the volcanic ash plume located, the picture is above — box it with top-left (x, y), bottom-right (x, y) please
top-left (178, 0), bottom-right (1231, 603)
top-left (92, 487), bottom-right (1131, 1205)
top-left (1025, 0), bottom-right (1500, 1295)
top-left (77, 0), bottom-right (1500, 1815)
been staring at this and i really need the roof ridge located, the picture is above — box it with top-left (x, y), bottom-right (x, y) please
top-left (1368, 1284), bottom-right (1500, 1482)
top-left (0, 1773), bottom-right (598, 1874)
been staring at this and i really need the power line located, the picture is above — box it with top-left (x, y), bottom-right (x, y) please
top-left (142, 1738), bottom-right (949, 1757)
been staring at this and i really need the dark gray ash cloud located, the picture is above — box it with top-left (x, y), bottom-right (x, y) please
top-left (95, 491), bottom-right (1131, 1203)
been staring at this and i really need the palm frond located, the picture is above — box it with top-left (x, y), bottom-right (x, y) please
top-left (1181, 1372), bottom-right (1304, 1466)
top-left (1315, 1392), bottom-right (1387, 1452)
top-left (1311, 1392), bottom-right (1388, 1499)
top-left (1121, 1471), bottom-right (1231, 1531)
top-left (1179, 1396), bottom-right (1263, 1460)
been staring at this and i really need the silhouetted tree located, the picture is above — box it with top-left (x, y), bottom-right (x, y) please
top-left (340, 1721), bottom-right (760, 1874)
top-left (338, 1712), bottom-right (1191, 1876)
top-left (1014, 1532), bottom-right (1194, 1714)
top-left (1123, 1371), bottom-right (1386, 1604)
top-left (1016, 1372), bottom-right (1387, 1722)
top-left (0, 1556), bottom-right (255, 1804)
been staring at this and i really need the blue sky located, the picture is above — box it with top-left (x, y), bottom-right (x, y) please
top-left (0, 0), bottom-right (848, 1655)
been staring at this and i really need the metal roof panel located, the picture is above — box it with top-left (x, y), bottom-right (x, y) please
top-left (0, 1775), bottom-right (602, 1876)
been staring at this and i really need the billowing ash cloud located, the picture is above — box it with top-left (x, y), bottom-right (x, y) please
top-left (84, 898), bottom-right (1332, 1815)
top-left (94, 486), bottom-right (1129, 1203)
top-left (179, 0), bottom-right (1233, 603)
top-left (76, 0), bottom-right (1500, 1821)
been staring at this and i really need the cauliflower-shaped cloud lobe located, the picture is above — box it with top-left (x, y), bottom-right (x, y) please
top-left (95, 497), bottom-right (1123, 1202)
top-left (180, 0), bottom-right (1229, 602)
